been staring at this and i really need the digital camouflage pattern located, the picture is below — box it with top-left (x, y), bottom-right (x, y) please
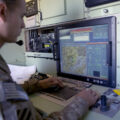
top-left (0, 55), bottom-right (89, 120)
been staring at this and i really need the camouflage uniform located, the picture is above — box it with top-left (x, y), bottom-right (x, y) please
top-left (0, 55), bottom-right (89, 120)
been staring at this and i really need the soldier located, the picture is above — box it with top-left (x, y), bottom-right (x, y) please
top-left (0, 0), bottom-right (99, 119)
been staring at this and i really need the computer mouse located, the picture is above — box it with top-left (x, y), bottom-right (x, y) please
top-left (50, 85), bottom-right (63, 92)
top-left (43, 85), bottom-right (63, 93)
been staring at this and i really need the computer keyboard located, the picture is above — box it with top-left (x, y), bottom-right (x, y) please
top-left (57, 77), bottom-right (92, 88)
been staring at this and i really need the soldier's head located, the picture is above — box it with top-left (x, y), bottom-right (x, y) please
top-left (0, 0), bottom-right (26, 47)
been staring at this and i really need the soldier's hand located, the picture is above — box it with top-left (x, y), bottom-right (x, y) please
top-left (38, 77), bottom-right (64, 89)
top-left (77, 89), bottom-right (100, 107)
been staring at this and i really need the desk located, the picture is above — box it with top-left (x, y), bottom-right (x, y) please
top-left (30, 85), bottom-right (120, 120)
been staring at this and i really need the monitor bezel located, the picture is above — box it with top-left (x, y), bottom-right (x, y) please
top-left (56, 16), bottom-right (116, 88)
top-left (85, 0), bottom-right (119, 8)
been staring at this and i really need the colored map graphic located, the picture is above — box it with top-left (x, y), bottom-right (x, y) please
top-left (61, 46), bottom-right (87, 75)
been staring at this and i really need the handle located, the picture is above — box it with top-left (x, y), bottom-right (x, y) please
top-left (53, 42), bottom-right (58, 61)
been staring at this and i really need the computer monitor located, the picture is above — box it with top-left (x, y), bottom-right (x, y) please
top-left (85, 0), bottom-right (119, 8)
top-left (56, 16), bottom-right (116, 88)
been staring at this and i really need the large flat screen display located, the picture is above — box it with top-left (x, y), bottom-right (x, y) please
top-left (56, 17), bottom-right (116, 88)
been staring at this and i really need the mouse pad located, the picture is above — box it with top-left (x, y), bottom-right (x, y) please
top-left (43, 86), bottom-right (80, 100)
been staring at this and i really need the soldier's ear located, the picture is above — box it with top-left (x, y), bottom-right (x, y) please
top-left (0, 2), bottom-right (7, 22)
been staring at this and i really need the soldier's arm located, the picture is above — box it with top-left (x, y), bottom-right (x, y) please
top-left (44, 89), bottom-right (99, 120)
top-left (44, 96), bottom-right (89, 120)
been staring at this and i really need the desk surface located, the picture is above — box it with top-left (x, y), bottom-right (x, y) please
top-left (30, 85), bottom-right (120, 120)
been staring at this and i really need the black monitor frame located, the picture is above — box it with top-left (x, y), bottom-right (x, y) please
top-left (56, 16), bottom-right (116, 88)
top-left (85, 0), bottom-right (119, 8)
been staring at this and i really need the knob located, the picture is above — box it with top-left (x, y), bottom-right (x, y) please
top-left (103, 9), bottom-right (109, 13)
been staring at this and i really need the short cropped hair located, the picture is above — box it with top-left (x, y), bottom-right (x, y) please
top-left (0, 0), bottom-right (19, 10)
